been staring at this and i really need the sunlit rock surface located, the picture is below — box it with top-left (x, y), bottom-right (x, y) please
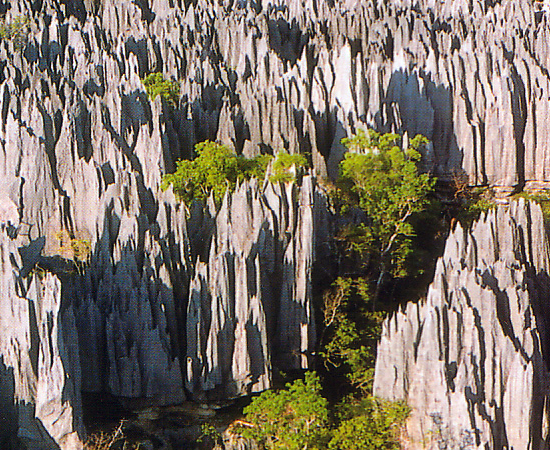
top-left (374, 200), bottom-right (550, 449)
top-left (2, 0), bottom-right (550, 446)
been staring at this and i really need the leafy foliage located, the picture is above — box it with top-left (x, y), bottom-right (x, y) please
top-left (142, 72), bottom-right (180, 106)
top-left (161, 141), bottom-right (272, 205)
top-left (238, 371), bottom-right (408, 450)
top-left (335, 129), bottom-right (436, 306)
top-left (240, 372), bottom-right (329, 450)
top-left (0, 16), bottom-right (30, 50)
top-left (269, 152), bottom-right (308, 183)
top-left (321, 277), bottom-right (384, 391)
top-left (328, 396), bottom-right (409, 450)
top-left (197, 423), bottom-right (223, 447)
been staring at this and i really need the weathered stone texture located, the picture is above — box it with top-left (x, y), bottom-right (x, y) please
top-left (374, 200), bottom-right (550, 449)
top-left (2, 0), bottom-right (550, 446)
top-left (0, 226), bottom-right (84, 449)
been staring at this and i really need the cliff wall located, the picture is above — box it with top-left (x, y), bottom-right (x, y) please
top-left (374, 200), bottom-right (550, 449)
top-left (1, 0), bottom-right (550, 446)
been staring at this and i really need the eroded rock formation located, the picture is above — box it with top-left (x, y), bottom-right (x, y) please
top-left (374, 200), bottom-right (550, 449)
top-left (0, 224), bottom-right (83, 449)
top-left (1, 0), bottom-right (550, 446)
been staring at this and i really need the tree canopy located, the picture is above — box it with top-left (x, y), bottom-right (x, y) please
top-left (240, 372), bottom-right (329, 450)
top-left (161, 141), bottom-right (272, 205)
top-left (336, 129), bottom-right (436, 307)
top-left (161, 141), bottom-right (309, 205)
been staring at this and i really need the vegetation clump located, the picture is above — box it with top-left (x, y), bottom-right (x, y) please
top-left (334, 129), bottom-right (437, 307)
top-left (239, 371), bottom-right (408, 450)
top-left (161, 141), bottom-right (272, 205)
top-left (328, 396), bottom-right (409, 450)
top-left (0, 16), bottom-right (30, 50)
top-left (269, 152), bottom-right (308, 183)
top-left (240, 372), bottom-right (329, 450)
top-left (235, 129), bottom-right (436, 449)
top-left (142, 72), bottom-right (180, 107)
top-left (162, 142), bottom-right (310, 206)
top-left (55, 230), bottom-right (92, 275)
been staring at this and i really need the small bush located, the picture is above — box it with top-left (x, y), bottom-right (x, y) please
top-left (329, 396), bottom-right (410, 450)
top-left (269, 152), bottom-right (308, 183)
top-left (239, 372), bottom-right (330, 450)
top-left (142, 72), bottom-right (180, 106)
top-left (161, 141), bottom-right (272, 205)
top-left (0, 16), bottom-right (30, 50)
top-left (55, 230), bottom-right (92, 274)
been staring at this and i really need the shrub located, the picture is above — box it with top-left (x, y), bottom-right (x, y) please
top-left (161, 141), bottom-right (272, 205)
top-left (269, 152), bottom-right (308, 183)
top-left (240, 372), bottom-right (330, 450)
top-left (329, 396), bottom-right (410, 450)
top-left (0, 16), bottom-right (30, 50)
top-left (142, 72), bottom-right (180, 106)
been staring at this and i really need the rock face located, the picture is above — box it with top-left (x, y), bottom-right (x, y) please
top-left (374, 200), bottom-right (550, 449)
top-left (0, 225), bottom-right (83, 449)
top-left (1, 0), bottom-right (550, 446)
top-left (186, 178), bottom-right (316, 399)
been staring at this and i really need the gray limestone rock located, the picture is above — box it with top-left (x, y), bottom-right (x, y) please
top-left (374, 200), bottom-right (550, 449)
top-left (186, 177), bottom-right (317, 400)
top-left (3, 0), bottom-right (550, 446)
top-left (0, 225), bottom-right (84, 449)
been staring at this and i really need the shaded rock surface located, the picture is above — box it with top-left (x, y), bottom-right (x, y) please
top-left (186, 177), bottom-right (316, 399)
top-left (374, 200), bottom-right (550, 449)
top-left (0, 225), bottom-right (84, 449)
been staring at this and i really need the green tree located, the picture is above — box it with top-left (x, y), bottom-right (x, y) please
top-left (240, 372), bottom-right (330, 450)
top-left (336, 129), bottom-right (436, 308)
top-left (161, 141), bottom-right (272, 205)
top-left (328, 396), bottom-right (409, 450)
top-left (320, 277), bottom-right (383, 392)
top-left (142, 72), bottom-right (180, 106)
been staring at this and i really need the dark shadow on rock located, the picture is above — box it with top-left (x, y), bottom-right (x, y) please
top-left (125, 37), bottom-right (151, 78)
top-left (18, 236), bottom-right (45, 278)
top-left (0, 356), bottom-right (18, 450)
top-left (375, 69), bottom-right (460, 180)
top-left (60, 0), bottom-right (88, 23)
top-left (267, 17), bottom-right (308, 65)
top-left (132, 0), bottom-right (156, 25)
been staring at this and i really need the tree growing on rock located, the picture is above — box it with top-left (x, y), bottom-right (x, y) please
top-left (335, 129), bottom-right (436, 309)
top-left (161, 140), bottom-right (272, 205)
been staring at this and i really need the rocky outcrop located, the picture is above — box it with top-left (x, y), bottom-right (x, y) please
top-left (2, 0), bottom-right (550, 446)
top-left (0, 225), bottom-right (83, 449)
top-left (186, 177), bottom-right (316, 399)
top-left (374, 200), bottom-right (550, 449)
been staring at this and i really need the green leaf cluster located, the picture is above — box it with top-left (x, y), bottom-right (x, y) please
top-left (329, 396), bottom-right (410, 450)
top-left (239, 372), bottom-right (408, 450)
top-left (321, 277), bottom-right (384, 391)
top-left (334, 130), bottom-right (436, 308)
top-left (142, 72), bottom-right (180, 106)
top-left (161, 141), bottom-right (272, 205)
top-left (241, 372), bottom-right (329, 450)
top-left (338, 130), bottom-right (435, 275)
top-left (0, 16), bottom-right (30, 50)
top-left (269, 152), bottom-right (308, 183)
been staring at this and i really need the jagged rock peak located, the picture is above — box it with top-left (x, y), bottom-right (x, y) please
top-left (374, 199), bottom-right (550, 449)
top-left (186, 176), bottom-right (317, 400)
top-left (0, 225), bottom-right (84, 449)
